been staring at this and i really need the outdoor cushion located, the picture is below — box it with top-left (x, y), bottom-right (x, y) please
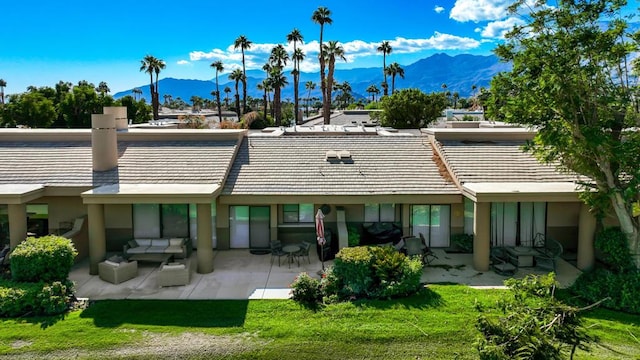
top-left (164, 246), bottom-right (183, 254)
top-left (169, 238), bottom-right (183, 246)
top-left (162, 264), bottom-right (185, 270)
top-left (108, 255), bottom-right (126, 263)
top-left (146, 246), bottom-right (168, 253)
top-left (126, 246), bottom-right (148, 254)
top-left (104, 260), bottom-right (120, 267)
top-left (136, 239), bottom-right (152, 247)
top-left (151, 239), bottom-right (169, 247)
top-left (128, 240), bottom-right (138, 248)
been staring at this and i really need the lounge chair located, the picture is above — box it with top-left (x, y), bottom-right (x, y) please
top-left (419, 233), bottom-right (438, 265)
top-left (405, 237), bottom-right (426, 264)
top-left (533, 233), bottom-right (563, 271)
top-left (270, 240), bottom-right (287, 267)
top-left (294, 242), bottom-right (312, 265)
top-left (490, 247), bottom-right (518, 276)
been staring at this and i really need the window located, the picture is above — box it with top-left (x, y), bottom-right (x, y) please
top-left (364, 203), bottom-right (396, 222)
top-left (133, 204), bottom-right (190, 239)
top-left (464, 197), bottom-right (474, 235)
top-left (283, 204), bottom-right (314, 223)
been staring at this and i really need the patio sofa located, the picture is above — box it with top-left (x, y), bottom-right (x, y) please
top-left (124, 238), bottom-right (192, 259)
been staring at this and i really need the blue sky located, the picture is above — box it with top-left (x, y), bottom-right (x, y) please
top-left (1, 0), bottom-right (636, 94)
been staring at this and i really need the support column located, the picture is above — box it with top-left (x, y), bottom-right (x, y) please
top-left (8, 203), bottom-right (27, 250)
top-left (473, 202), bottom-right (490, 271)
top-left (270, 204), bottom-right (278, 242)
top-left (577, 203), bottom-right (596, 271)
top-left (87, 204), bottom-right (106, 275)
top-left (197, 203), bottom-right (214, 274)
top-left (402, 205), bottom-right (411, 236)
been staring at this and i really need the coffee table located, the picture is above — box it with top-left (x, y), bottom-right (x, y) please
top-left (128, 253), bottom-right (173, 263)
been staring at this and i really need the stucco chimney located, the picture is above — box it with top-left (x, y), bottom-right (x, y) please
top-left (91, 114), bottom-right (118, 171)
top-left (103, 106), bottom-right (128, 131)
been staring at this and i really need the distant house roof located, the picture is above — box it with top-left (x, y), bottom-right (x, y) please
top-left (222, 135), bottom-right (459, 196)
top-left (435, 140), bottom-right (578, 184)
top-left (0, 140), bottom-right (238, 187)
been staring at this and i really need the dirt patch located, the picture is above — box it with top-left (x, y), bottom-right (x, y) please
top-left (10, 340), bottom-right (32, 349)
top-left (1, 331), bottom-right (266, 359)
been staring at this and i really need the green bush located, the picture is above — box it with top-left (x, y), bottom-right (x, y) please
top-left (11, 236), bottom-right (78, 283)
top-left (595, 227), bottom-right (634, 272)
top-left (347, 225), bottom-right (361, 247)
top-left (290, 272), bottom-right (321, 306)
top-left (0, 279), bottom-right (74, 317)
top-left (571, 268), bottom-right (640, 314)
top-left (331, 246), bottom-right (423, 299)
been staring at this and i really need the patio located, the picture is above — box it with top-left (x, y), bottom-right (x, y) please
top-left (69, 248), bottom-right (582, 300)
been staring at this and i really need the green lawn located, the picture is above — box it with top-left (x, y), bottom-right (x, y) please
top-left (0, 285), bottom-right (638, 359)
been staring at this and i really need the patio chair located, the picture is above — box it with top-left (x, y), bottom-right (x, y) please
top-left (0, 245), bottom-right (10, 269)
top-left (270, 240), bottom-right (287, 267)
top-left (419, 233), bottom-right (438, 265)
top-left (405, 237), bottom-right (425, 265)
top-left (295, 242), bottom-right (312, 265)
top-left (490, 247), bottom-right (517, 276)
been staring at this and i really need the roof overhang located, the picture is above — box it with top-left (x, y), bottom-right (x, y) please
top-left (0, 184), bottom-right (46, 204)
top-left (82, 184), bottom-right (220, 204)
top-left (218, 194), bottom-right (463, 205)
top-left (463, 182), bottom-right (581, 203)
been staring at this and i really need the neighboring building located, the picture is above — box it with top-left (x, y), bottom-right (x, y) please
top-left (0, 109), bottom-right (599, 275)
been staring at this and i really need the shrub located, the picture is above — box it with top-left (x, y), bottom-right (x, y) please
top-left (330, 246), bottom-right (423, 300)
top-left (571, 268), bottom-right (640, 314)
top-left (11, 236), bottom-right (78, 283)
top-left (595, 227), bottom-right (634, 272)
top-left (451, 234), bottom-right (473, 253)
top-left (290, 272), bottom-right (321, 306)
top-left (0, 279), bottom-right (74, 317)
top-left (347, 225), bottom-right (361, 247)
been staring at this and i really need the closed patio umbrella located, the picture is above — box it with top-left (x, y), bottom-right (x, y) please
top-left (316, 208), bottom-right (326, 271)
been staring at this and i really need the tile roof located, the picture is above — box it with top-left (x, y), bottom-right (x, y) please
top-left (0, 140), bottom-right (238, 187)
top-left (436, 140), bottom-right (578, 184)
top-left (222, 135), bottom-right (459, 195)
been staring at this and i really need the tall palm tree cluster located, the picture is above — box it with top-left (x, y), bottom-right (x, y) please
top-left (139, 55), bottom-right (166, 120)
top-left (139, 6), bottom-right (406, 127)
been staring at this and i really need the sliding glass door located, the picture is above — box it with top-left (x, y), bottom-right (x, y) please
top-left (491, 202), bottom-right (546, 247)
top-left (411, 205), bottom-right (451, 247)
top-left (229, 206), bottom-right (270, 249)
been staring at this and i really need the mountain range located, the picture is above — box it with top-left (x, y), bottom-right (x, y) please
top-left (114, 53), bottom-right (510, 103)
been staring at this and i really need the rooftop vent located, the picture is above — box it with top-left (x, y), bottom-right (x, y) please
top-left (337, 150), bottom-right (351, 159)
top-left (326, 150), bottom-right (352, 162)
top-left (325, 150), bottom-right (339, 161)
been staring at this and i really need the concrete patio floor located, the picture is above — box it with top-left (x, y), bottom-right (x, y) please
top-left (70, 248), bottom-right (582, 300)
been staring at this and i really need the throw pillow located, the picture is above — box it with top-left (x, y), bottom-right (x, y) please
top-left (104, 260), bottom-right (120, 267)
top-left (162, 264), bottom-right (185, 270)
top-left (128, 240), bottom-right (138, 248)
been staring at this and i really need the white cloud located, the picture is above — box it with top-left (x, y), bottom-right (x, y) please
top-left (480, 17), bottom-right (525, 39)
top-left (176, 60), bottom-right (190, 65)
top-left (434, 5), bottom-right (445, 13)
top-left (450, 0), bottom-right (511, 22)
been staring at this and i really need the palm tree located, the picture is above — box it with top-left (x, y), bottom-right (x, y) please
top-left (377, 41), bottom-right (392, 96)
top-left (234, 35), bottom-right (252, 116)
top-left (140, 55), bottom-right (165, 120)
top-left (305, 81), bottom-right (316, 118)
top-left (322, 41), bottom-right (346, 124)
top-left (229, 69), bottom-right (244, 118)
top-left (312, 7), bottom-right (332, 122)
top-left (366, 84), bottom-right (380, 102)
top-left (268, 67), bottom-right (288, 126)
top-left (0, 79), bottom-right (6, 105)
top-left (287, 29), bottom-right (304, 124)
top-left (163, 94), bottom-right (171, 106)
top-left (452, 91), bottom-right (460, 109)
top-left (95, 81), bottom-right (110, 96)
top-left (257, 79), bottom-right (271, 121)
top-left (222, 86), bottom-right (230, 108)
top-left (269, 44), bottom-right (289, 68)
top-left (386, 62), bottom-right (405, 94)
top-left (132, 87), bottom-right (142, 101)
top-left (210, 60), bottom-right (224, 122)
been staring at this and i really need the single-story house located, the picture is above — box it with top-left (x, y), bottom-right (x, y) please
top-left (0, 108), bottom-right (599, 275)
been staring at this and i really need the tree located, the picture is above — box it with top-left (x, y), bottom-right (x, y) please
top-left (366, 84), bottom-right (380, 103)
top-left (2, 92), bottom-right (56, 128)
top-left (60, 81), bottom-right (114, 128)
top-left (228, 69), bottom-right (244, 119)
top-left (210, 60), bottom-right (224, 123)
top-left (95, 81), bottom-right (110, 96)
top-left (386, 62), bottom-right (404, 94)
top-left (488, 0), bottom-right (640, 267)
top-left (304, 80), bottom-right (316, 118)
top-left (312, 6), bottom-right (332, 123)
top-left (322, 41), bottom-right (346, 124)
top-left (234, 35), bottom-right (252, 116)
top-left (223, 86), bottom-right (231, 108)
top-left (287, 29), bottom-right (304, 124)
top-left (140, 55), bottom-right (165, 120)
top-left (452, 92), bottom-right (459, 109)
top-left (115, 95), bottom-right (152, 124)
top-left (0, 79), bottom-right (6, 105)
top-left (132, 88), bottom-right (142, 101)
top-left (377, 41), bottom-right (392, 96)
top-left (268, 66), bottom-right (288, 126)
top-left (257, 79), bottom-right (271, 121)
top-left (379, 88), bottom-right (446, 129)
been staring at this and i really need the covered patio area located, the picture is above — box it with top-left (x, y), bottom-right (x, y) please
top-left (70, 248), bottom-right (583, 300)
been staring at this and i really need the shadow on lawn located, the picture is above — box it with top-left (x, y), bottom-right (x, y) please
top-left (79, 300), bottom-right (248, 328)
top-left (352, 287), bottom-right (444, 310)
